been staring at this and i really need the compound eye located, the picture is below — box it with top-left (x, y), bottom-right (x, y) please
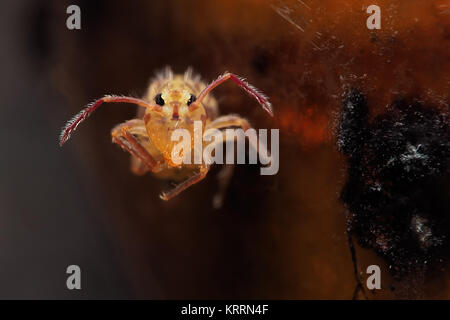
top-left (187, 94), bottom-right (196, 106)
top-left (155, 93), bottom-right (165, 106)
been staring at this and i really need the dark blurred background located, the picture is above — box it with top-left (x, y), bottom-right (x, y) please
top-left (0, 0), bottom-right (449, 299)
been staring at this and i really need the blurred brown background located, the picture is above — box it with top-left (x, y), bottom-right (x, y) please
top-left (0, 0), bottom-right (449, 299)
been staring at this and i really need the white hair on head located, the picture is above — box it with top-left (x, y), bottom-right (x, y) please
top-left (184, 67), bottom-right (202, 83)
top-left (184, 67), bottom-right (193, 81)
top-left (154, 66), bottom-right (173, 81)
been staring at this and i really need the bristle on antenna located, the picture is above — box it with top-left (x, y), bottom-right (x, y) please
top-left (228, 73), bottom-right (273, 116)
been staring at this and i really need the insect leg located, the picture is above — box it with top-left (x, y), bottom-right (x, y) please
top-left (206, 115), bottom-right (272, 165)
top-left (190, 72), bottom-right (273, 116)
top-left (159, 165), bottom-right (210, 201)
top-left (205, 115), bottom-right (270, 208)
top-left (207, 114), bottom-right (251, 130)
top-left (160, 115), bottom-right (270, 202)
top-left (212, 164), bottom-right (234, 209)
top-left (111, 119), bottom-right (162, 174)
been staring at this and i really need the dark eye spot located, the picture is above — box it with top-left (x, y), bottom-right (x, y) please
top-left (187, 94), bottom-right (196, 106)
top-left (155, 93), bottom-right (165, 106)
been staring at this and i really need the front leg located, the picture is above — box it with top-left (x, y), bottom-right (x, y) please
top-left (111, 119), bottom-right (162, 174)
top-left (159, 165), bottom-right (210, 201)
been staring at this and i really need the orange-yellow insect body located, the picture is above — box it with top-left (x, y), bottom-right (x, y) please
top-left (59, 67), bottom-right (272, 202)
top-left (142, 70), bottom-right (210, 167)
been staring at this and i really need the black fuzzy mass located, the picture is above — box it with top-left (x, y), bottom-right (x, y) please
top-left (338, 89), bottom-right (450, 277)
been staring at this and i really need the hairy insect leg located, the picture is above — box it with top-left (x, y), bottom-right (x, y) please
top-left (190, 72), bottom-right (273, 116)
top-left (111, 119), bottom-right (162, 174)
top-left (160, 165), bottom-right (210, 201)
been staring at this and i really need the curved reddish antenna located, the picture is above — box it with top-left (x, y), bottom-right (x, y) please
top-left (191, 72), bottom-right (273, 116)
top-left (59, 95), bottom-right (156, 147)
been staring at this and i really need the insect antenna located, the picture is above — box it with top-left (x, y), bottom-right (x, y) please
top-left (191, 72), bottom-right (273, 116)
top-left (59, 95), bottom-right (155, 146)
